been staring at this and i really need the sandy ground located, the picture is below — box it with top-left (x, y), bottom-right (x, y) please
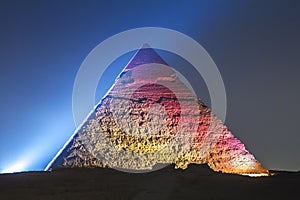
top-left (0, 164), bottom-right (298, 200)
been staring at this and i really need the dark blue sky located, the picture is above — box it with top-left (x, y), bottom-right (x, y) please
top-left (0, 0), bottom-right (299, 172)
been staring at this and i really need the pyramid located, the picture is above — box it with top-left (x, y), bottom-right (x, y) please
top-left (46, 45), bottom-right (269, 176)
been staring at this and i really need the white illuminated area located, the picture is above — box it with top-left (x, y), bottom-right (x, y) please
top-left (242, 173), bottom-right (270, 177)
top-left (1, 161), bottom-right (28, 174)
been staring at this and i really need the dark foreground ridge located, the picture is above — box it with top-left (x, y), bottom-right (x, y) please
top-left (0, 164), bottom-right (299, 200)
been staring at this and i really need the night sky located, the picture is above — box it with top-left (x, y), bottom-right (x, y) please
top-left (0, 0), bottom-right (299, 173)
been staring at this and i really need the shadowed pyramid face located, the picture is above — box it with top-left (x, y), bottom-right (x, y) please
top-left (46, 45), bottom-right (269, 176)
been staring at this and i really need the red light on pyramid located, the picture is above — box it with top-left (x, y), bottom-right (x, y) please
top-left (46, 45), bottom-right (269, 177)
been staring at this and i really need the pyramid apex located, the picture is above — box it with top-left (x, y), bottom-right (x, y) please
top-left (141, 43), bottom-right (152, 49)
top-left (124, 43), bottom-right (168, 71)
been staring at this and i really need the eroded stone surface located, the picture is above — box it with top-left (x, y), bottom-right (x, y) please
top-left (46, 46), bottom-right (268, 176)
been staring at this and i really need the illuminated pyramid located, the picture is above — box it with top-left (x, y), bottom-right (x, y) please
top-left (46, 45), bottom-right (269, 176)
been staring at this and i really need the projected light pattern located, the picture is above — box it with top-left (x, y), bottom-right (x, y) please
top-left (103, 83), bottom-right (181, 154)
top-left (46, 46), bottom-right (269, 177)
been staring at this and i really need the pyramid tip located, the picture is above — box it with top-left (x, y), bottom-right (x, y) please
top-left (141, 43), bottom-right (152, 49)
